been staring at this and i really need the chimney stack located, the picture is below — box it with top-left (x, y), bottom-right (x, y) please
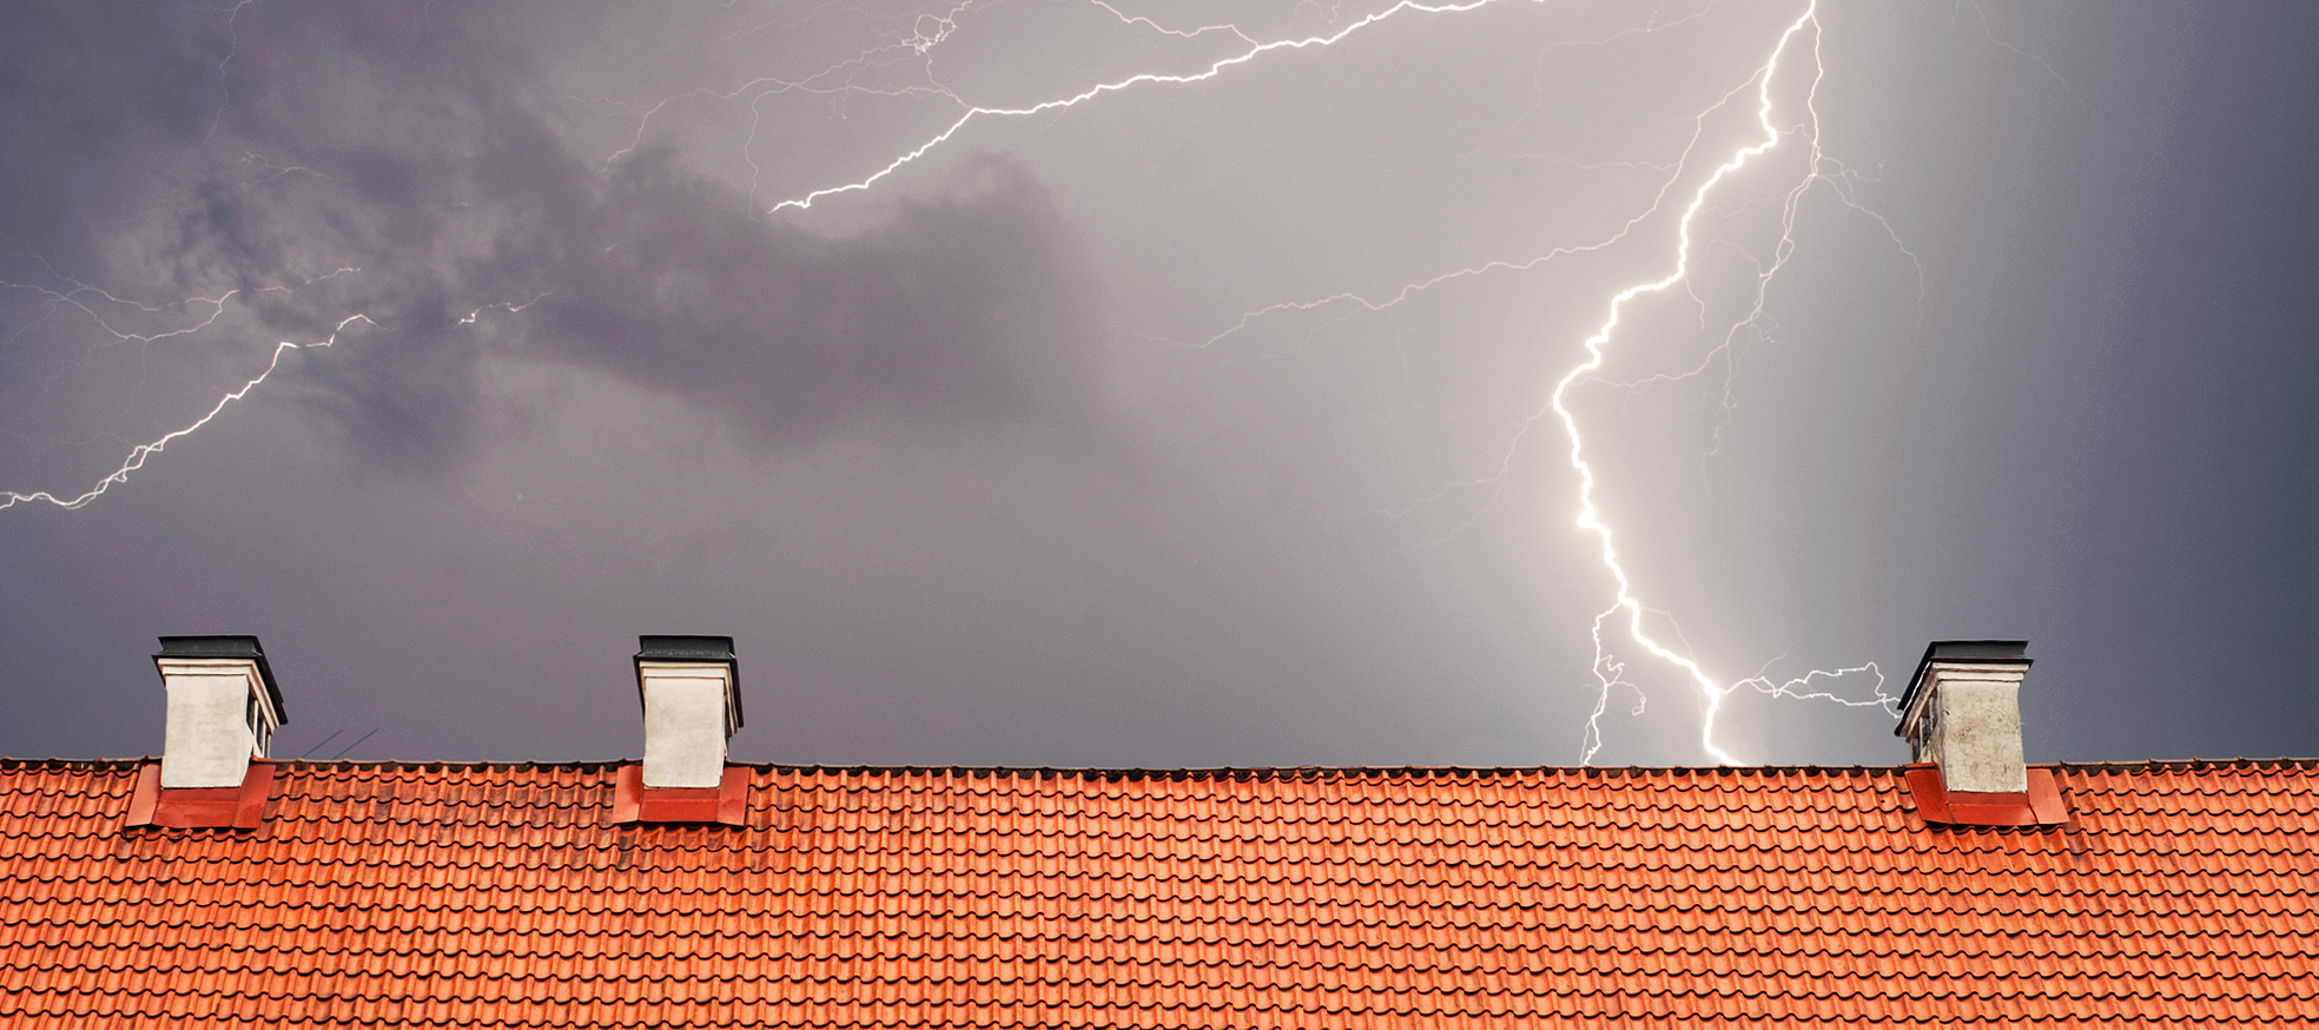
top-left (635, 635), bottom-right (741, 789)
top-left (1895, 640), bottom-right (2031, 793)
top-left (153, 635), bottom-right (285, 789)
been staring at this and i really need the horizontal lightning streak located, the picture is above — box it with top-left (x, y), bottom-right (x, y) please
top-left (1088, 2), bottom-right (1257, 45)
top-left (768, 0), bottom-right (1529, 214)
top-left (1732, 660), bottom-right (1893, 711)
top-left (2, 282), bottom-right (239, 347)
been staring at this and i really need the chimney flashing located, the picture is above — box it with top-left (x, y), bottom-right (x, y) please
top-left (125, 761), bottom-right (276, 829)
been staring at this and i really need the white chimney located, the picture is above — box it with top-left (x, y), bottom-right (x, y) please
top-left (635, 635), bottom-right (741, 789)
top-left (1895, 640), bottom-right (2031, 794)
top-left (153, 636), bottom-right (285, 789)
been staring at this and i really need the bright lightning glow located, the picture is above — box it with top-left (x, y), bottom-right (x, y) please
top-left (1554, 2), bottom-right (1824, 765)
top-left (1174, 1), bottom-right (1894, 764)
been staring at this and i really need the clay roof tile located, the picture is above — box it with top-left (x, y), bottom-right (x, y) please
top-left (1, 759), bottom-right (2314, 1025)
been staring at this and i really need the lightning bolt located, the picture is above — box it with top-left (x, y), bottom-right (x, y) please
top-left (765, 0), bottom-right (1529, 214)
top-left (1552, 0), bottom-right (1890, 765)
top-left (1, 314), bottom-right (375, 513)
top-left (1118, 0), bottom-right (1895, 763)
top-left (1, 280), bottom-right (239, 348)
top-left (2, 270), bottom-right (544, 516)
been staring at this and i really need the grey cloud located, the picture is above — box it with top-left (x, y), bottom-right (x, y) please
top-left (20, 0), bottom-right (2309, 773)
top-left (532, 150), bottom-right (1111, 448)
top-left (298, 305), bottom-right (489, 475)
top-left (0, 5), bottom-right (222, 277)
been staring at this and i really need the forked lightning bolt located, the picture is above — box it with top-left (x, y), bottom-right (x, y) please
top-left (766, 0), bottom-right (1522, 214)
top-left (1549, 0), bottom-right (1896, 764)
top-left (1072, 0), bottom-right (1892, 762)
top-left (1, 315), bottom-right (374, 513)
top-left (3, 266), bottom-right (545, 516)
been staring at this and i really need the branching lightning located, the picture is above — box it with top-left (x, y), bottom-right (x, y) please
top-left (1, 271), bottom-right (550, 515)
top-left (1, 314), bottom-right (374, 513)
top-left (1020, 0), bottom-right (1891, 764)
top-left (0, 281), bottom-right (238, 348)
top-left (764, 0), bottom-right (1530, 214)
top-left (8, 0), bottom-right (1926, 765)
top-left (1549, 2), bottom-right (1876, 765)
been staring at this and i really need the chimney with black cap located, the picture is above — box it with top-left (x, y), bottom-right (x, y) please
top-left (635, 635), bottom-right (741, 789)
top-left (153, 635), bottom-right (285, 789)
top-left (1895, 640), bottom-right (2031, 794)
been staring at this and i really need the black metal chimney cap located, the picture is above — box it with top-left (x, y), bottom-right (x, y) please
top-left (633, 635), bottom-right (741, 729)
top-left (636, 635), bottom-right (736, 661)
top-left (153, 635), bottom-right (287, 722)
top-left (1895, 639), bottom-right (2029, 726)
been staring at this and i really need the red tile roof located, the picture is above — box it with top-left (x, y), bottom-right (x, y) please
top-left (3, 758), bottom-right (2316, 1026)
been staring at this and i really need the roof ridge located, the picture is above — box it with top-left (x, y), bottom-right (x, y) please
top-left (4, 757), bottom-right (2315, 774)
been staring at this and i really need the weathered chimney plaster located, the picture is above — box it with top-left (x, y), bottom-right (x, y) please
top-left (1896, 641), bottom-right (2031, 794)
top-left (153, 637), bottom-right (284, 789)
top-left (635, 636), bottom-right (741, 789)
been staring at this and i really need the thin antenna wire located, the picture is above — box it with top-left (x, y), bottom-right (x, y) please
top-left (296, 727), bottom-right (346, 760)
top-left (327, 727), bottom-right (381, 761)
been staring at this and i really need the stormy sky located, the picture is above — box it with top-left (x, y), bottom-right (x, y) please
top-left (3, 1), bottom-right (2314, 769)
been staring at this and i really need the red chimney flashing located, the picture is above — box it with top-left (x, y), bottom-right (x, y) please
top-left (608, 764), bottom-right (748, 825)
top-left (1905, 763), bottom-right (2068, 827)
top-left (124, 759), bottom-right (274, 829)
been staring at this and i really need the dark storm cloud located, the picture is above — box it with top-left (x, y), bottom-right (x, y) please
top-left (0, 5), bottom-right (223, 277)
top-left (11, 0), bottom-right (2316, 773)
top-left (526, 149), bottom-right (1110, 448)
top-left (3, 0), bottom-right (1110, 470)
